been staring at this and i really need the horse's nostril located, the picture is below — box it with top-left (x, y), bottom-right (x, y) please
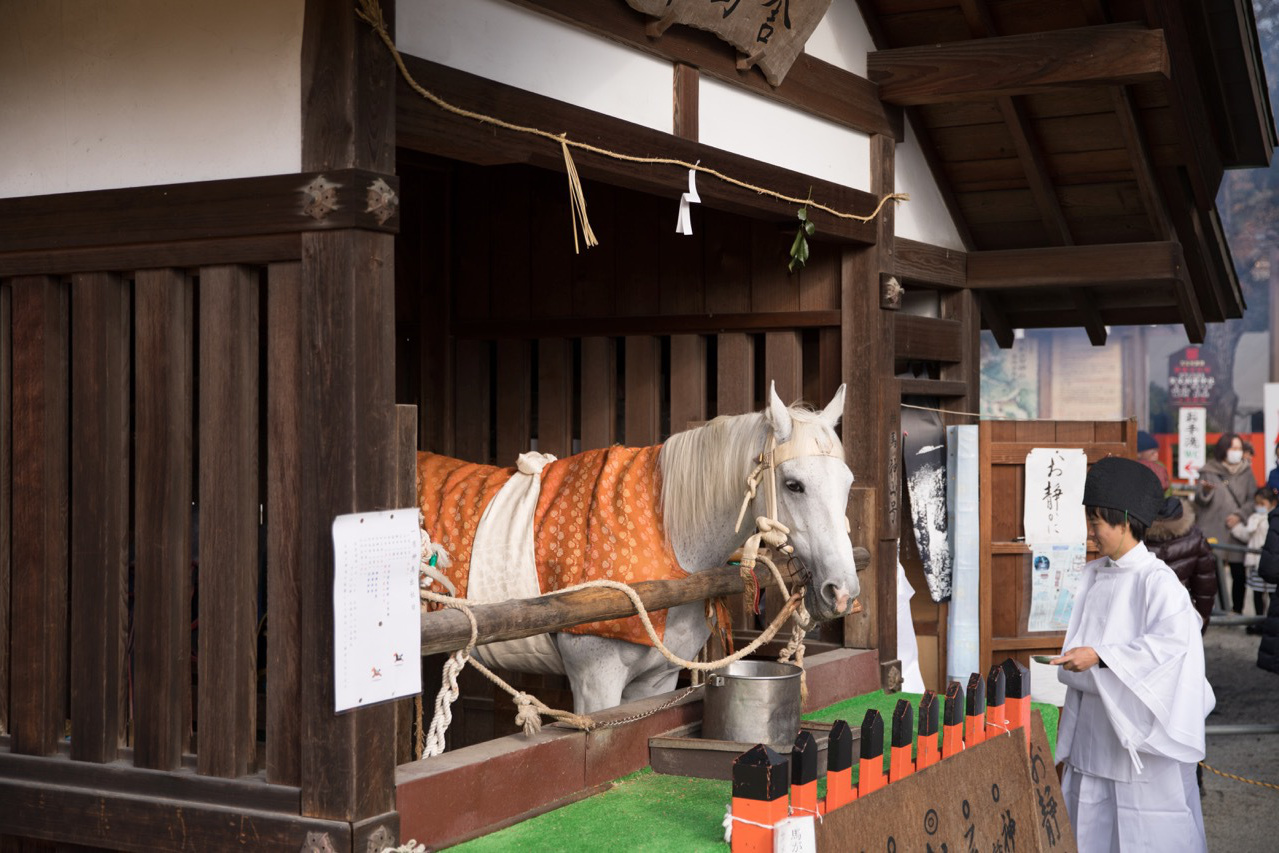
top-left (821, 581), bottom-right (853, 615)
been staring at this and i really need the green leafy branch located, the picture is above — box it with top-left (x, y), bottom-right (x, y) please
top-left (788, 203), bottom-right (816, 273)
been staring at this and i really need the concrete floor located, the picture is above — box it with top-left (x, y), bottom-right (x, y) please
top-left (1201, 617), bottom-right (1279, 852)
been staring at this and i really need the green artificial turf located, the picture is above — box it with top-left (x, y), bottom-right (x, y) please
top-left (447, 692), bottom-right (1060, 851)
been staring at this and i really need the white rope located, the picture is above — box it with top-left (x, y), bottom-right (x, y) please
top-left (422, 604), bottom-right (477, 757)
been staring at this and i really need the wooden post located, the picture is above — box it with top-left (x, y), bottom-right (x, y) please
top-left (857, 709), bottom-right (886, 796)
top-left (842, 132), bottom-right (898, 678)
top-left (790, 731), bottom-right (820, 820)
top-left (297, 0), bottom-right (401, 844)
top-left (730, 744), bottom-right (789, 853)
top-left (825, 719), bottom-right (856, 811)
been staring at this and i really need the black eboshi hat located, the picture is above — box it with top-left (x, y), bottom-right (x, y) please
top-left (1081, 456), bottom-right (1165, 527)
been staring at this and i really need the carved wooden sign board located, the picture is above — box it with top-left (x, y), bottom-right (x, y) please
top-left (816, 713), bottom-right (1077, 852)
top-left (626, 0), bottom-right (833, 86)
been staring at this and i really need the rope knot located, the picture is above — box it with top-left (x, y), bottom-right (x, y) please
top-left (513, 692), bottom-right (544, 736)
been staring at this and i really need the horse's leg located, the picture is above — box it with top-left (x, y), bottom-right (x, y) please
top-left (618, 603), bottom-right (710, 704)
top-left (619, 658), bottom-right (681, 703)
top-left (556, 634), bottom-right (633, 714)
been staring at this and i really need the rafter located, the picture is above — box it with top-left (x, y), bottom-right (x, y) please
top-left (868, 24), bottom-right (1169, 106)
top-left (957, 0), bottom-right (1106, 345)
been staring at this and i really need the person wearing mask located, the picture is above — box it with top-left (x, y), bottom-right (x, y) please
top-left (1136, 430), bottom-right (1170, 493)
top-left (1229, 486), bottom-right (1277, 634)
top-left (1053, 457), bottom-right (1213, 852)
top-left (1194, 432), bottom-right (1257, 615)
top-left (1145, 496), bottom-right (1217, 631)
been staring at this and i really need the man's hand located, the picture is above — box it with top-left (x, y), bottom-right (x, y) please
top-left (1050, 647), bottom-right (1101, 672)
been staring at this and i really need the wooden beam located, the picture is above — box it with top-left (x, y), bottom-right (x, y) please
top-left (868, 24), bottom-right (1169, 106)
top-left (395, 54), bottom-right (879, 244)
top-left (0, 170), bottom-right (397, 256)
top-left (505, 0), bottom-right (902, 139)
top-left (894, 238), bottom-right (966, 289)
top-left (1110, 86), bottom-right (1205, 342)
top-left (894, 315), bottom-right (964, 363)
top-left (967, 242), bottom-right (1187, 289)
top-left (452, 310), bottom-right (841, 340)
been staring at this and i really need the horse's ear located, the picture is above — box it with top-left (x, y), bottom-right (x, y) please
top-left (819, 384), bottom-right (846, 428)
top-left (766, 381), bottom-right (793, 443)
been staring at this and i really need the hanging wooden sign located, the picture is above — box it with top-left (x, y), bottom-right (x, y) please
top-left (627, 0), bottom-right (833, 86)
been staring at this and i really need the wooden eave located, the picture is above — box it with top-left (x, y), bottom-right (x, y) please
top-left (858, 0), bottom-right (1275, 344)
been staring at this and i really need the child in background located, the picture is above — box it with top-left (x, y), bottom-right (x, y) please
top-left (1228, 486), bottom-right (1278, 633)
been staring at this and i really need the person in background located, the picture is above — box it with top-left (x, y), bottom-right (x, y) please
top-left (1194, 432), bottom-right (1257, 615)
top-left (1228, 486), bottom-right (1277, 634)
top-left (1145, 496), bottom-right (1217, 631)
top-left (1267, 437), bottom-right (1279, 495)
top-left (1136, 430), bottom-right (1170, 494)
top-left (1254, 490), bottom-right (1279, 674)
top-left (1053, 457), bottom-right (1212, 851)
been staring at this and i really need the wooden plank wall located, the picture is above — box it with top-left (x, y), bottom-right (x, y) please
top-left (399, 162), bottom-right (849, 745)
top-left (978, 418), bottom-right (1137, 672)
top-left (0, 260), bottom-right (312, 787)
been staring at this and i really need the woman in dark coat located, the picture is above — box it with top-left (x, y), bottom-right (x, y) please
top-left (1255, 504), bottom-right (1279, 674)
top-left (1144, 496), bottom-right (1217, 630)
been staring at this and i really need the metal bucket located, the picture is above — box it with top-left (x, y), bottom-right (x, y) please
top-left (702, 660), bottom-right (802, 752)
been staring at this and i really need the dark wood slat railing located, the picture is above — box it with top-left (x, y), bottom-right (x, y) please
top-left (9, 275), bottom-right (69, 757)
top-left (133, 267), bottom-right (194, 771)
top-left (197, 264), bottom-right (261, 778)
top-left (69, 271), bottom-right (129, 763)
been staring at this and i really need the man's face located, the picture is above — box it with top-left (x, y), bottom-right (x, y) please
top-left (1088, 513), bottom-right (1129, 560)
top-left (1137, 448), bottom-right (1159, 462)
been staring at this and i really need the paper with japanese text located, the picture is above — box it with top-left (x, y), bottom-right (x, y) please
top-left (1178, 407), bottom-right (1207, 482)
top-left (1028, 542), bottom-right (1088, 632)
top-left (333, 508), bottom-right (423, 713)
top-left (1023, 448), bottom-right (1087, 544)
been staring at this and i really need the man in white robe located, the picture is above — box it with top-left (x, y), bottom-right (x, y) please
top-left (1052, 456), bottom-right (1214, 852)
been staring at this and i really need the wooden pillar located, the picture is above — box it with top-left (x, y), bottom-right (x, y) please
top-left (298, 0), bottom-right (400, 844)
top-left (842, 134), bottom-right (899, 688)
top-left (9, 275), bottom-right (69, 756)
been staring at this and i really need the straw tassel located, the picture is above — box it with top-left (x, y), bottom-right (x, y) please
top-left (561, 134), bottom-right (599, 253)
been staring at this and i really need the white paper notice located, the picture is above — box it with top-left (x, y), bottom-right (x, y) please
top-left (772, 815), bottom-right (816, 853)
top-left (1178, 406), bottom-right (1208, 482)
top-left (1027, 543), bottom-right (1088, 632)
top-left (1023, 448), bottom-right (1087, 544)
top-left (333, 508), bottom-right (423, 713)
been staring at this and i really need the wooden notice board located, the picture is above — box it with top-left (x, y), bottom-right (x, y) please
top-left (978, 419), bottom-right (1137, 673)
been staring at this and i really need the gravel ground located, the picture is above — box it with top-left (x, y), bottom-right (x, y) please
top-left (1201, 618), bottom-right (1279, 852)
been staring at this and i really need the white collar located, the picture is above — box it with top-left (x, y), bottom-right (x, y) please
top-left (1104, 541), bottom-right (1150, 572)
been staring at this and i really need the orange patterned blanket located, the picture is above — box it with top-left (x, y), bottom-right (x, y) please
top-left (417, 446), bottom-right (687, 646)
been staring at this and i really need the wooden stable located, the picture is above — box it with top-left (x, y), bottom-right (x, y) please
top-left (0, 0), bottom-right (1270, 849)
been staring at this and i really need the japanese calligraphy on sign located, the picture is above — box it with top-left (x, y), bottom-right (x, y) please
top-left (625, 0), bottom-right (833, 85)
top-left (1023, 448), bottom-right (1087, 545)
top-left (1178, 407), bottom-right (1207, 481)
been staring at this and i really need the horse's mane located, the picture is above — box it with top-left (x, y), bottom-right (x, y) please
top-left (658, 405), bottom-right (843, 559)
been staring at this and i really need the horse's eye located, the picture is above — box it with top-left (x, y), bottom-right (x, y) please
top-left (785, 480), bottom-right (804, 494)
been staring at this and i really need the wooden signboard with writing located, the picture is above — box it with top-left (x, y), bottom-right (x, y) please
top-left (626, 0), bottom-right (833, 86)
top-left (816, 712), bottom-right (1075, 852)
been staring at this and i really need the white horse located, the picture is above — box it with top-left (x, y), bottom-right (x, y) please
top-left (418, 383), bottom-right (860, 714)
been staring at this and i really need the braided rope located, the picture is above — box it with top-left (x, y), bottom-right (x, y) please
top-left (1199, 761), bottom-right (1279, 791)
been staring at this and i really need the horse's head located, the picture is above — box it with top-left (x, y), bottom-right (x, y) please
top-left (763, 382), bottom-right (860, 623)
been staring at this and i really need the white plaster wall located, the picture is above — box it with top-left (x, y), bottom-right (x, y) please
top-left (0, 0), bottom-right (304, 199)
top-left (396, 0), bottom-right (966, 246)
top-left (805, 0), bottom-right (874, 77)
top-left (397, 0), bottom-right (672, 133)
top-left (698, 78), bottom-right (871, 191)
top-left (894, 118), bottom-right (967, 250)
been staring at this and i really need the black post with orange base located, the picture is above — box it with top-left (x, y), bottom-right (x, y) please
top-left (889, 698), bottom-right (915, 782)
top-left (916, 689), bottom-right (940, 770)
top-left (730, 744), bottom-right (789, 853)
top-left (857, 709), bottom-right (886, 797)
top-left (825, 720), bottom-right (856, 812)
